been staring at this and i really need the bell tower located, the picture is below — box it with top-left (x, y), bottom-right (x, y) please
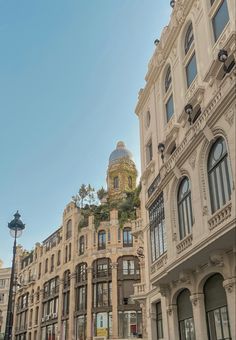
top-left (107, 141), bottom-right (137, 201)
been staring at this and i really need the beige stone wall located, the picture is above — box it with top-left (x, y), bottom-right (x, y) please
top-left (0, 266), bottom-right (11, 338)
top-left (134, 0), bottom-right (236, 339)
top-left (12, 202), bottom-right (144, 340)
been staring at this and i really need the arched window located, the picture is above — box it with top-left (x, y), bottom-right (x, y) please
top-left (45, 258), bottom-right (48, 273)
top-left (185, 23), bottom-right (194, 54)
top-left (165, 65), bottom-right (172, 92)
top-left (63, 270), bottom-right (70, 289)
top-left (204, 274), bottom-right (231, 339)
top-left (177, 289), bottom-right (195, 340)
top-left (98, 230), bottom-right (106, 250)
top-left (76, 263), bottom-right (87, 283)
top-left (79, 235), bottom-right (85, 255)
top-left (128, 176), bottom-right (132, 189)
top-left (184, 22), bottom-right (197, 88)
top-left (113, 176), bottom-right (119, 189)
top-left (66, 220), bottom-right (72, 240)
top-left (178, 177), bottom-right (194, 240)
top-left (123, 227), bottom-right (133, 247)
top-left (57, 250), bottom-right (61, 266)
top-left (208, 138), bottom-right (232, 213)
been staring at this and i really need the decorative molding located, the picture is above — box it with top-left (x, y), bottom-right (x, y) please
top-left (151, 253), bottom-right (168, 275)
top-left (188, 150), bottom-right (197, 169)
top-left (176, 234), bottom-right (193, 254)
top-left (224, 106), bottom-right (235, 126)
top-left (208, 202), bottom-right (232, 230)
top-left (223, 278), bottom-right (236, 294)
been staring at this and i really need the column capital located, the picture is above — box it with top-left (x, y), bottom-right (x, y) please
top-left (223, 277), bottom-right (236, 294)
top-left (190, 293), bottom-right (204, 307)
top-left (87, 266), bottom-right (93, 274)
top-left (167, 304), bottom-right (177, 316)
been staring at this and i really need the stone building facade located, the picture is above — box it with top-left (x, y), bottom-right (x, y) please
top-left (12, 142), bottom-right (146, 340)
top-left (133, 0), bottom-right (235, 339)
top-left (0, 260), bottom-right (11, 340)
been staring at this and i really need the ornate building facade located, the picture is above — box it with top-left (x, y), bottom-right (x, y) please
top-left (12, 142), bottom-right (146, 340)
top-left (133, 0), bottom-right (235, 339)
top-left (0, 260), bottom-right (11, 340)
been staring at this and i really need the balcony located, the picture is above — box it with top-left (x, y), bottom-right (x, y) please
top-left (131, 218), bottom-right (143, 237)
top-left (176, 234), bottom-right (193, 254)
top-left (208, 202), bottom-right (232, 230)
top-left (133, 283), bottom-right (146, 298)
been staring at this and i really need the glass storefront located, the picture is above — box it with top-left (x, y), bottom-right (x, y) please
top-left (118, 311), bottom-right (142, 338)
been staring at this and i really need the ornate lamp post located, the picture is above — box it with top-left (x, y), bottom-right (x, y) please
top-left (4, 211), bottom-right (25, 340)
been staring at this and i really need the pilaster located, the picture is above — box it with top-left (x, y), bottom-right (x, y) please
top-left (69, 273), bottom-right (76, 340)
top-left (111, 262), bottom-right (118, 339)
top-left (86, 267), bottom-right (93, 340)
top-left (166, 304), bottom-right (179, 340)
top-left (190, 293), bottom-right (208, 340)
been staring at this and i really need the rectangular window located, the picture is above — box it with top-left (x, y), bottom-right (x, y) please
top-left (146, 140), bottom-right (153, 164)
top-left (186, 53), bottom-right (197, 88)
top-left (149, 193), bottom-right (166, 262)
top-left (166, 94), bottom-right (174, 122)
top-left (212, 0), bottom-right (229, 41)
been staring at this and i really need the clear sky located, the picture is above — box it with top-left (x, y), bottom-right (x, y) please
top-left (0, 0), bottom-right (171, 267)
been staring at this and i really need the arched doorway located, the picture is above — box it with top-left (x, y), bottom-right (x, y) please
top-left (177, 289), bottom-right (195, 340)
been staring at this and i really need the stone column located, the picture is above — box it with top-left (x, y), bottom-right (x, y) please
top-left (69, 274), bottom-right (76, 340)
top-left (190, 293), bottom-right (208, 340)
top-left (166, 304), bottom-right (179, 340)
top-left (111, 262), bottom-right (118, 339)
top-left (86, 266), bottom-right (93, 340)
top-left (223, 278), bottom-right (236, 339)
top-left (140, 301), bottom-right (147, 339)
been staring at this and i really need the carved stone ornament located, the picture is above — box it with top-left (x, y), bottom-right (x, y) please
top-left (111, 262), bottom-right (118, 269)
top-left (209, 253), bottom-right (224, 267)
top-left (202, 205), bottom-right (208, 216)
top-left (224, 106), bottom-right (235, 126)
top-left (189, 150), bottom-right (197, 169)
top-left (223, 278), bottom-right (236, 294)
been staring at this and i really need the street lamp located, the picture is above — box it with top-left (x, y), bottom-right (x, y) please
top-left (158, 142), bottom-right (165, 163)
top-left (4, 211), bottom-right (25, 340)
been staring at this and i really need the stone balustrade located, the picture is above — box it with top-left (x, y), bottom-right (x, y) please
top-left (176, 234), bottom-right (193, 254)
top-left (208, 202), bottom-right (232, 230)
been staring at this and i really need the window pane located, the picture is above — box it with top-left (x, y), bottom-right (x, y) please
top-left (212, 0), bottom-right (229, 41)
top-left (186, 53), bottom-right (197, 87)
top-left (214, 309), bottom-right (223, 339)
top-left (166, 95), bottom-right (174, 122)
top-left (220, 306), bottom-right (230, 338)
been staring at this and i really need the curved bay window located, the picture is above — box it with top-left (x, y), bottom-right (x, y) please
top-left (79, 235), bottom-right (85, 255)
top-left (149, 192), bottom-right (166, 262)
top-left (177, 289), bottom-right (195, 340)
top-left (123, 227), bottom-right (133, 247)
top-left (204, 274), bottom-right (231, 340)
top-left (208, 138), bottom-right (232, 214)
top-left (98, 230), bottom-right (106, 250)
top-left (92, 258), bottom-right (112, 338)
top-left (178, 177), bottom-right (194, 240)
top-left (75, 263), bottom-right (87, 340)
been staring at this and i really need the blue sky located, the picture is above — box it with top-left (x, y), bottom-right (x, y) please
top-left (0, 0), bottom-right (170, 267)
